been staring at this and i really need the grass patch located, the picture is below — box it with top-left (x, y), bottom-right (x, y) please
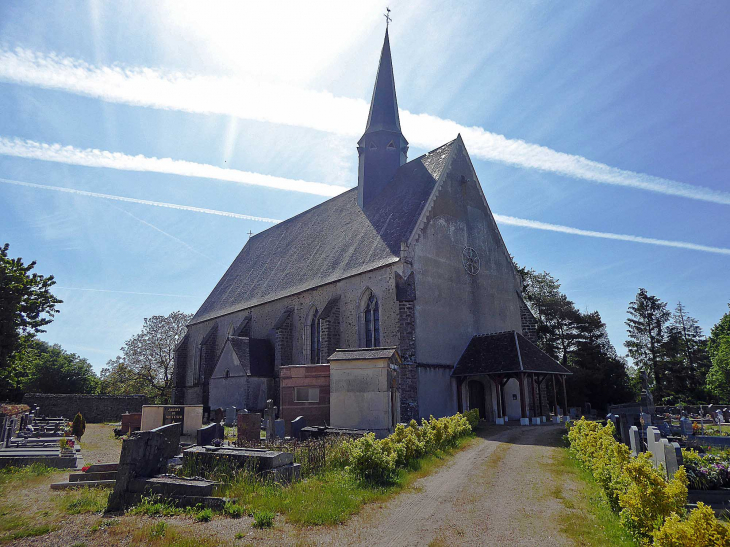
top-left (0, 463), bottom-right (55, 493)
top-left (553, 448), bottom-right (637, 547)
top-left (225, 435), bottom-right (475, 526)
top-left (196, 508), bottom-right (213, 522)
top-left (129, 495), bottom-right (186, 517)
top-left (2, 524), bottom-right (53, 541)
top-left (252, 510), bottom-right (275, 528)
top-left (57, 487), bottom-right (109, 514)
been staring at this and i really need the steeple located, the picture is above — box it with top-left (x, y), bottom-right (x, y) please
top-left (357, 28), bottom-right (408, 209)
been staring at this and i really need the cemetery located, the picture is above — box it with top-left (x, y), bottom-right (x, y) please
top-left (0, 404), bottom-right (83, 470)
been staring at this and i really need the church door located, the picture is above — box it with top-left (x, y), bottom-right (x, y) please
top-left (468, 380), bottom-right (486, 421)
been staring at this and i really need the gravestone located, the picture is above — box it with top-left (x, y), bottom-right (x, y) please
top-left (629, 426), bottom-right (642, 457)
top-left (646, 426), bottom-right (666, 471)
top-left (274, 419), bottom-right (285, 439)
top-left (640, 412), bottom-right (652, 427)
top-left (680, 417), bottom-right (693, 436)
top-left (291, 416), bottom-right (306, 440)
top-left (237, 412), bottom-right (261, 442)
top-left (716, 409), bottom-right (724, 424)
top-left (107, 425), bottom-right (179, 511)
top-left (663, 441), bottom-right (683, 479)
top-left (225, 407), bottom-right (237, 428)
top-left (197, 423), bottom-right (224, 446)
top-left (264, 399), bottom-right (277, 441)
top-left (658, 421), bottom-right (671, 437)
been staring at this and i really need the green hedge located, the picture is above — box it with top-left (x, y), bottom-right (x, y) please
top-left (568, 418), bottom-right (730, 546)
top-left (341, 411), bottom-right (479, 484)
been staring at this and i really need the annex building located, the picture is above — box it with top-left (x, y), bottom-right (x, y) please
top-left (172, 29), bottom-right (570, 433)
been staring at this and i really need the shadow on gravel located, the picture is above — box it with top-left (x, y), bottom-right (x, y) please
top-left (474, 423), bottom-right (567, 448)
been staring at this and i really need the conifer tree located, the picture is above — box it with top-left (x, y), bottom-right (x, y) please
top-left (624, 288), bottom-right (670, 401)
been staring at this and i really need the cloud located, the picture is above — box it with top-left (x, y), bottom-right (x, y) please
top-left (5, 175), bottom-right (729, 257)
top-left (0, 137), bottom-right (344, 197)
top-left (493, 214), bottom-right (730, 256)
top-left (2, 47), bottom-right (729, 205)
top-left (0, 177), bottom-right (282, 223)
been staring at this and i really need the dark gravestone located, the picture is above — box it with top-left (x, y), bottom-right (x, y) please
top-left (153, 423), bottom-right (182, 461)
top-left (197, 423), bottom-right (224, 446)
top-left (107, 427), bottom-right (178, 511)
top-left (274, 419), bottom-right (285, 439)
top-left (237, 412), bottom-right (261, 442)
top-left (291, 416), bottom-right (306, 440)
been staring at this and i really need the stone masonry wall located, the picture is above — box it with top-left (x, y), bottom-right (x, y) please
top-left (22, 393), bottom-right (147, 423)
top-left (398, 300), bottom-right (418, 422)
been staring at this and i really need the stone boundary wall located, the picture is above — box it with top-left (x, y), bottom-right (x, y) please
top-left (22, 393), bottom-right (148, 423)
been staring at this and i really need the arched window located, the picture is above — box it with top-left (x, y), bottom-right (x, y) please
top-left (364, 294), bottom-right (380, 348)
top-left (310, 310), bottom-right (321, 363)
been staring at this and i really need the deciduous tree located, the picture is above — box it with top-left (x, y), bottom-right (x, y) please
top-left (100, 311), bottom-right (191, 403)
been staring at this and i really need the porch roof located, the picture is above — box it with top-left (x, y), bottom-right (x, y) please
top-left (452, 331), bottom-right (571, 377)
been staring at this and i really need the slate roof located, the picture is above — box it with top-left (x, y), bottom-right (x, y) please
top-left (452, 331), bottom-right (571, 376)
top-left (191, 140), bottom-right (455, 324)
top-left (228, 336), bottom-right (274, 377)
top-left (328, 347), bottom-right (400, 362)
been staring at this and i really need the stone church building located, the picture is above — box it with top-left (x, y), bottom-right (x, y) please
top-left (172, 30), bottom-right (570, 429)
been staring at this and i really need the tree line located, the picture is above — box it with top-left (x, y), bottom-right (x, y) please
top-left (516, 261), bottom-right (730, 408)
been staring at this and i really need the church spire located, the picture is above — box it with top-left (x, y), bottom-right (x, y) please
top-left (364, 28), bottom-right (401, 134)
top-left (357, 27), bottom-right (408, 209)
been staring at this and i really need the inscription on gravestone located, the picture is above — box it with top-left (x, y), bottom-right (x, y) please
top-left (163, 406), bottom-right (185, 429)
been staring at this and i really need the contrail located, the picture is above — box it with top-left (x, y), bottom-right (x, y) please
top-left (4, 176), bottom-right (728, 257)
top-left (2, 47), bottom-right (729, 206)
top-left (106, 203), bottom-right (213, 260)
top-left (0, 137), bottom-right (344, 197)
top-left (54, 286), bottom-right (198, 298)
top-left (0, 177), bottom-right (282, 223)
top-left (493, 214), bottom-right (730, 256)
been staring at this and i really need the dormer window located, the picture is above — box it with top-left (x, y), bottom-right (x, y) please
top-left (387, 141), bottom-right (396, 150)
top-left (369, 142), bottom-right (377, 150)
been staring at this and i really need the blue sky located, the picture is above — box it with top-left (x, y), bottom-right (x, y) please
top-left (1, 1), bottom-right (728, 372)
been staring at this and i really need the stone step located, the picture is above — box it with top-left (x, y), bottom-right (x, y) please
top-left (69, 471), bottom-right (117, 482)
top-left (50, 480), bottom-right (116, 490)
top-left (85, 463), bottom-right (118, 473)
top-left (128, 476), bottom-right (217, 496)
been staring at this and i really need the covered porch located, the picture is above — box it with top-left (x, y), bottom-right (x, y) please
top-left (453, 331), bottom-right (572, 425)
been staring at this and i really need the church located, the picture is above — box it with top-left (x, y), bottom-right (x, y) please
top-left (172, 29), bottom-right (571, 432)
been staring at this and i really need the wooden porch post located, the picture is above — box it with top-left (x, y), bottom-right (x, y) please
top-left (530, 372), bottom-right (538, 421)
top-left (500, 377), bottom-right (510, 419)
top-left (536, 374), bottom-right (545, 417)
top-left (488, 376), bottom-right (503, 420)
top-left (518, 373), bottom-right (528, 424)
top-left (552, 374), bottom-right (559, 416)
top-left (561, 375), bottom-right (569, 418)
top-left (456, 377), bottom-right (463, 413)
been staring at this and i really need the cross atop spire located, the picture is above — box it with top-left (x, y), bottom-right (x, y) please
top-left (384, 7), bottom-right (392, 29)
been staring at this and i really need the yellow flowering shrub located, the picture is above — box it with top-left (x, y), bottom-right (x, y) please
top-left (653, 503), bottom-right (730, 547)
top-left (618, 458), bottom-right (687, 543)
top-left (345, 412), bottom-right (474, 483)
